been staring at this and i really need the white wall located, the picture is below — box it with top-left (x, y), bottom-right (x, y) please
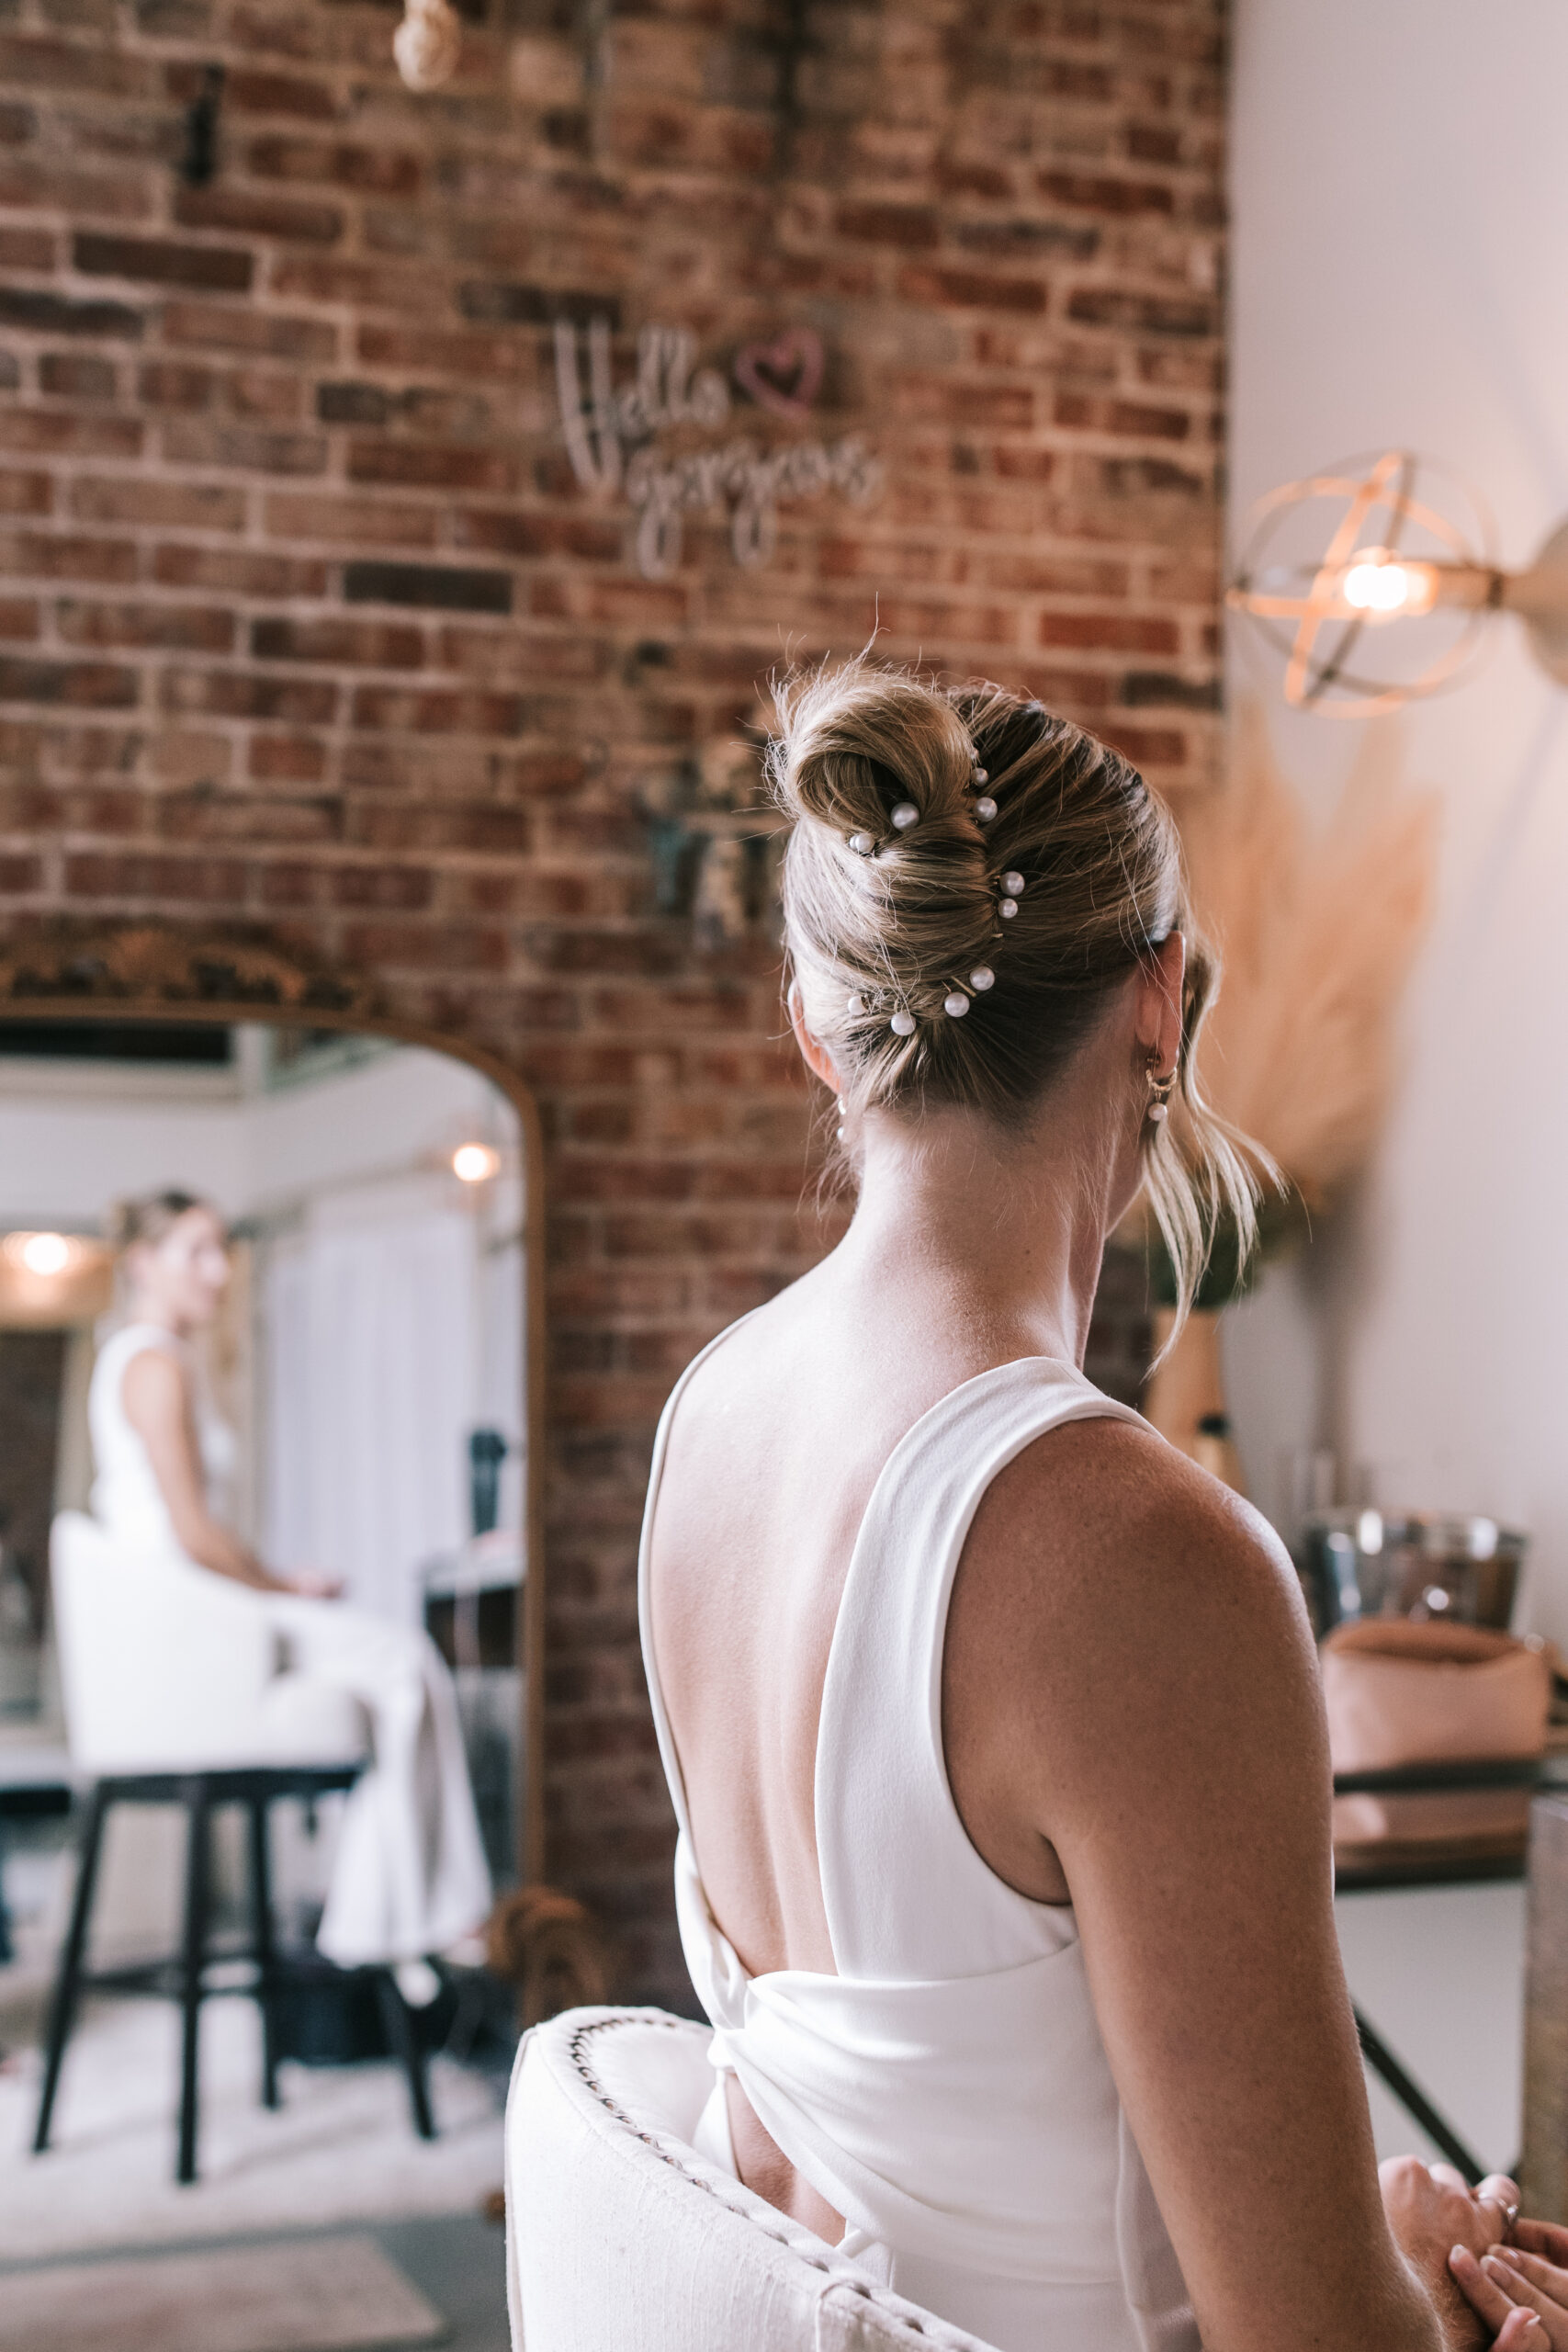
top-left (0, 1037), bottom-right (512, 1230)
top-left (1230, 0), bottom-right (1568, 2165)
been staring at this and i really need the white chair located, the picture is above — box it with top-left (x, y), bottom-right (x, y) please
top-left (50, 1509), bottom-right (367, 1773)
top-left (33, 1512), bottom-right (423, 2186)
top-left (506, 2007), bottom-right (1003, 2352)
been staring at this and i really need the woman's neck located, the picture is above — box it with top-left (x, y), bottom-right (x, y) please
top-left (836, 1078), bottom-right (1126, 1373)
top-left (128, 1300), bottom-right (187, 1339)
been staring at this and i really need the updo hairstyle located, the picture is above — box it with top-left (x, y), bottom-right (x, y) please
top-left (768, 658), bottom-right (1262, 1324)
top-left (109, 1188), bottom-right (212, 1253)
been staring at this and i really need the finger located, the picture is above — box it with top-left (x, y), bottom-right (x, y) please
top-left (1497, 2310), bottom-right (1551, 2352)
top-left (1502, 2247), bottom-right (1568, 2301)
top-left (1517, 2222), bottom-right (1568, 2269)
top-left (1432, 2164), bottom-right (1473, 2194)
top-left (1454, 2245), bottom-right (1527, 2331)
top-left (1478, 2177), bottom-right (1525, 2209)
top-left (1483, 2253), bottom-right (1564, 2337)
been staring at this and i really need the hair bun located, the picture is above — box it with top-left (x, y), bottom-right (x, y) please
top-left (769, 662), bottom-right (980, 853)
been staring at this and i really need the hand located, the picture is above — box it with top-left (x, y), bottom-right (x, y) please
top-left (1381, 2160), bottom-right (1521, 2348)
top-left (1452, 2218), bottom-right (1568, 2350)
top-left (286, 1571), bottom-right (344, 1600)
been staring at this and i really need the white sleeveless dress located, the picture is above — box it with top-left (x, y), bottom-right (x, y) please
top-left (639, 1325), bottom-right (1198, 2352)
top-left (87, 1322), bottom-right (491, 1973)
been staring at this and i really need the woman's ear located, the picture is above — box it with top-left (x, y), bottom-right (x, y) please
top-left (787, 979), bottom-right (843, 1095)
top-left (1134, 933), bottom-right (1186, 1073)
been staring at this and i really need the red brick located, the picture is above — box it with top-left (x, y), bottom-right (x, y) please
top-left (39, 353), bottom-right (116, 400)
top-left (0, 656), bottom-right (138, 706)
top-left (71, 478), bottom-right (246, 531)
top-left (0, 408), bottom-right (141, 459)
top-left (74, 232), bottom-right (253, 294)
top-left (247, 137), bottom-right (423, 198)
top-left (62, 851), bottom-right (246, 900)
top-left (0, 469), bottom-right (52, 517)
top-left (173, 185), bottom-right (344, 245)
top-left (160, 300), bottom-right (337, 362)
top-left (349, 684), bottom-right (525, 735)
top-left (152, 543), bottom-right (330, 596)
top-left (897, 265), bottom-right (1047, 315)
top-left (251, 616), bottom-right (423, 667)
top-left (833, 202), bottom-right (941, 248)
top-left (1037, 171), bottom-right (1176, 215)
top-left (263, 492), bottom-right (438, 548)
top-left (161, 667), bottom-right (338, 723)
top-left (54, 600), bottom-right (236, 652)
top-left (248, 731), bottom-right (327, 783)
top-left (0, 530), bottom-right (139, 583)
top-left (347, 440), bottom-right (520, 495)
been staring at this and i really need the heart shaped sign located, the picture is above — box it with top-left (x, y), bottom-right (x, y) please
top-left (734, 328), bottom-right (825, 420)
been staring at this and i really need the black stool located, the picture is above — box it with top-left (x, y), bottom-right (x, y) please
top-left (31, 1763), bottom-right (437, 2185)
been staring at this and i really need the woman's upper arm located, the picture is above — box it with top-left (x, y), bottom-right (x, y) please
top-left (119, 1347), bottom-right (208, 1527)
top-left (950, 1423), bottom-right (1430, 2352)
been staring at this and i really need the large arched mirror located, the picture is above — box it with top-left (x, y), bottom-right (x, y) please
top-left (0, 978), bottom-right (545, 2279)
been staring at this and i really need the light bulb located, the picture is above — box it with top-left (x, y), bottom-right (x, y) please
top-left (19, 1232), bottom-right (71, 1275)
top-left (1340, 550), bottom-right (1438, 618)
top-left (452, 1142), bottom-right (501, 1183)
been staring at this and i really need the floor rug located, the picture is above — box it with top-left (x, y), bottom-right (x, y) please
top-left (0, 2232), bottom-right (446, 2352)
top-left (0, 1984), bottom-right (504, 2258)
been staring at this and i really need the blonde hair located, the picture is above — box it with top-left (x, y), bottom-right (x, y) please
top-left (768, 658), bottom-right (1263, 1328)
top-left (109, 1188), bottom-right (213, 1252)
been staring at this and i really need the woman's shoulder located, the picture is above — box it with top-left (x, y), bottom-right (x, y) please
top-left (92, 1324), bottom-right (189, 1409)
top-left (970, 1408), bottom-right (1312, 1668)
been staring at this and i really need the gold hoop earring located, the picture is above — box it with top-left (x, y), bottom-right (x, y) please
top-left (1145, 1049), bottom-right (1177, 1125)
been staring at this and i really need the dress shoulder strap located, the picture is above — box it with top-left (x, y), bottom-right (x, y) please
top-left (816, 1356), bottom-right (1148, 1982)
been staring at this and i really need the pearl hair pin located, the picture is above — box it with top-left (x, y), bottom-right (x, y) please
top-left (890, 801), bottom-right (919, 831)
top-left (970, 966), bottom-right (994, 990)
top-left (890, 1009), bottom-right (917, 1036)
top-left (849, 831), bottom-right (874, 855)
top-left (975, 796), bottom-right (998, 823)
top-left (943, 992), bottom-right (969, 1018)
top-left (847, 992), bottom-right (867, 1015)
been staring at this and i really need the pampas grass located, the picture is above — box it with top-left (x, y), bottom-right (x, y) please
top-left (1183, 703), bottom-right (1438, 1212)
top-left (1139, 704), bottom-right (1438, 1308)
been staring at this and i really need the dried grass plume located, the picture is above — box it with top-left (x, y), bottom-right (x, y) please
top-left (1175, 703), bottom-right (1438, 1212)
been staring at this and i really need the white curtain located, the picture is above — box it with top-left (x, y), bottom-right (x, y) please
top-left (260, 1189), bottom-right (476, 1623)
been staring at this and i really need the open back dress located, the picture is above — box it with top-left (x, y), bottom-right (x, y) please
top-left (639, 1319), bottom-right (1199, 2352)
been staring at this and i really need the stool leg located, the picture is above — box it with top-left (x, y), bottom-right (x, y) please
top-left (246, 1796), bottom-right (279, 2110)
top-left (33, 1783), bottom-right (108, 2154)
top-left (176, 1782), bottom-right (212, 2186)
top-left (374, 1970), bottom-right (436, 2141)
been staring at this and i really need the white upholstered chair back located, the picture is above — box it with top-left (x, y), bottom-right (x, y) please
top-left (51, 1510), bottom-right (367, 1774)
top-left (505, 2007), bottom-right (1002, 2352)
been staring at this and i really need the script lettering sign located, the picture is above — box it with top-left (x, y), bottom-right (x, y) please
top-left (553, 319), bottom-right (881, 580)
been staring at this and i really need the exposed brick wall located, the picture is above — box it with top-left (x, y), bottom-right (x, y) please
top-left (0, 0), bottom-right (1224, 1997)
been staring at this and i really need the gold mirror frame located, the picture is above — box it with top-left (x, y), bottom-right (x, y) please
top-left (0, 921), bottom-right (547, 1887)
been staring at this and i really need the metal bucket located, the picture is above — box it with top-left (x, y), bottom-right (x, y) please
top-left (1300, 1510), bottom-right (1526, 1635)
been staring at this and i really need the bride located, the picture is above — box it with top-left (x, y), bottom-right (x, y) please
top-left (89, 1188), bottom-right (491, 2003)
top-left (640, 661), bottom-right (1550, 2352)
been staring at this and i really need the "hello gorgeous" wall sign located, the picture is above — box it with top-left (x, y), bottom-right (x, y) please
top-left (553, 320), bottom-right (882, 580)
